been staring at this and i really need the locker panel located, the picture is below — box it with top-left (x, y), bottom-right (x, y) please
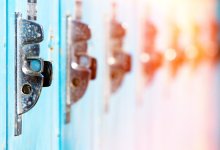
top-left (99, 1), bottom-right (137, 150)
top-left (0, 0), bottom-right (6, 149)
top-left (60, 0), bottom-right (106, 150)
top-left (135, 0), bottom-right (220, 150)
top-left (87, 1), bottom-right (107, 150)
top-left (6, 0), bottom-right (15, 149)
top-left (7, 0), bottom-right (60, 149)
top-left (59, 0), bottom-right (74, 149)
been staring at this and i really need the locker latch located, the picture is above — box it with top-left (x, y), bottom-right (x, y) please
top-left (15, 0), bottom-right (52, 136)
top-left (140, 21), bottom-right (163, 82)
top-left (65, 14), bottom-right (97, 123)
top-left (109, 20), bottom-right (132, 93)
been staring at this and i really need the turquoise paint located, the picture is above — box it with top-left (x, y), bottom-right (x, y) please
top-left (6, 0), bottom-right (15, 149)
top-left (60, 0), bottom-right (107, 149)
top-left (5, 0), bottom-right (8, 148)
top-left (0, 0), bottom-right (219, 150)
top-left (58, 0), bottom-right (62, 149)
top-left (0, 0), bottom-right (6, 149)
top-left (30, 60), bottom-right (42, 72)
top-left (60, 0), bottom-right (94, 149)
top-left (2, 0), bottom-right (135, 149)
top-left (59, 0), bottom-right (74, 149)
top-left (7, 0), bottom-right (60, 149)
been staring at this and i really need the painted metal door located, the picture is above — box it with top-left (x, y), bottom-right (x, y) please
top-left (0, 0), bottom-right (6, 149)
top-left (98, 1), bottom-right (137, 150)
top-left (3, 0), bottom-right (106, 149)
top-left (1, 0), bottom-right (220, 150)
top-left (6, 0), bottom-right (60, 149)
top-left (59, 0), bottom-right (107, 149)
top-left (135, 0), bottom-right (220, 150)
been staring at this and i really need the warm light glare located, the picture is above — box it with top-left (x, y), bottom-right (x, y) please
top-left (140, 53), bottom-right (150, 63)
top-left (108, 57), bottom-right (116, 65)
top-left (185, 45), bottom-right (198, 60)
top-left (165, 48), bottom-right (177, 61)
top-left (71, 62), bottom-right (78, 69)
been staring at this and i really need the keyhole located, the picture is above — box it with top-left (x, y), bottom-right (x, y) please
top-left (111, 71), bottom-right (118, 80)
top-left (22, 84), bottom-right (32, 95)
top-left (72, 78), bottom-right (80, 87)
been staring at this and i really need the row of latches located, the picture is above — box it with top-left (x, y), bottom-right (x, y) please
top-left (140, 20), bottom-right (220, 83)
top-left (14, 0), bottom-right (131, 136)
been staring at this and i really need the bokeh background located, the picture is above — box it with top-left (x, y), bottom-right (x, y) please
top-left (0, 0), bottom-right (219, 150)
top-left (99, 0), bottom-right (220, 150)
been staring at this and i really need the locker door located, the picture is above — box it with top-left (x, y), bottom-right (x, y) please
top-left (7, 0), bottom-right (60, 149)
top-left (87, 1), bottom-right (107, 149)
top-left (0, 0), bottom-right (6, 149)
top-left (100, 1), bottom-right (137, 150)
top-left (60, 0), bottom-right (106, 149)
top-left (135, 0), bottom-right (220, 150)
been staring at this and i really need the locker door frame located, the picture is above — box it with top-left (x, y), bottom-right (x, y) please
top-left (6, 0), bottom-right (15, 149)
top-left (60, 0), bottom-right (107, 149)
top-left (6, 0), bottom-right (60, 149)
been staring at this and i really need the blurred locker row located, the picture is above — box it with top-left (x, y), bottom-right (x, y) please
top-left (0, 0), bottom-right (219, 150)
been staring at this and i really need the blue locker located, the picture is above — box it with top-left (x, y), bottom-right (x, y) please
top-left (60, 0), bottom-right (106, 149)
top-left (7, 0), bottom-right (60, 149)
top-left (0, 0), bottom-right (6, 149)
top-left (1, 0), bottom-right (219, 150)
top-left (99, 1), bottom-right (137, 150)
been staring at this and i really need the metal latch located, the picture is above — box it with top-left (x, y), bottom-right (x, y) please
top-left (164, 24), bottom-right (185, 77)
top-left (140, 21), bottom-right (163, 82)
top-left (15, 0), bottom-right (53, 136)
top-left (65, 0), bottom-right (97, 123)
top-left (109, 17), bottom-right (132, 93)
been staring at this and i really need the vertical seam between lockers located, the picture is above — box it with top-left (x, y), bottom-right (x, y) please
top-left (58, 0), bottom-right (62, 149)
top-left (5, 0), bottom-right (9, 149)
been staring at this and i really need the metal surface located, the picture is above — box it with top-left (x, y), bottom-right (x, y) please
top-left (7, 0), bottom-right (57, 148)
top-left (60, 0), bottom-right (104, 149)
top-left (15, 13), bottom-right (45, 136)
top-left (27, 0), bottom-right (37, 20)
top-left (65, 16), bottom-right (91, 123)
top-left (65, 0), bottom-right (97, 123)
top-left (109, 19), bottom-right (132, 93)
top-left (140, 20), bottom-right (163, 83)
top-left (14, 0), bottom-right (52, 136)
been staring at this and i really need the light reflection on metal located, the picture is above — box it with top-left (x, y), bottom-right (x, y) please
top-left (165, 24), bottom-right (185, 77)
top-left (109, 2), bottom-right (132, 93)
top-left (140, 20), bottom-right (163, 83)
top-left (184, 23), bottom-right (206, 69)
top-left (65, 0), bottom-right (97, 123)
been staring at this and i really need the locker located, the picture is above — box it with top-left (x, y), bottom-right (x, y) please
top-left (7, 0), bottom-right (59, 149)
top-left (99, 1), bottom-right (137, 150)
top-left (0, 0), bottom-right (219, 150)
top-left (135, 0), bottom-right (220, 150)
top-left (60, 0), bottom-right (105, 150)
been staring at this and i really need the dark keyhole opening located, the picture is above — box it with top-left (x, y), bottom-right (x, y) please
top-left (111, 71), bottom-right (118, 80)
top-left (72, 78), bottom-right (80, 87)
top-left (22, 84), bottom-right (32, 95)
